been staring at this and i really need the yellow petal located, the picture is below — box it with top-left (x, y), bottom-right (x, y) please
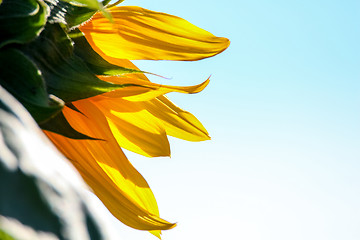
top-left (93, 97), bottom-right (171, 157)
top-left (80, 6), bottom-right (230, 61)
top-left (147, 95), bottom-right (210, 141)
top-left (99, 75), bottom-right (210, 101)
top-left (44, 102), bottom-right (175, 232)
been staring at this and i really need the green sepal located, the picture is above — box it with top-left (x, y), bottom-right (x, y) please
top-left (0, 0), bottom-right (48, 48)
top-left (40, 111), bottom-right (100, 140)
top-left (60, 0), bottom-right (112, 23)
top-left (66, 102), bottom-right (83, 114)
top-left (60, 0), bottom-right (104, 10)
top-left (45, 0), bottom-right (96, 27)
top-left (45, 0), bottom-right (111, 29)
top-left (70, 29), bottom-right (143, 76)
top-left (20, 23), bottom-right (125, 103)
top-left (0, 48), bottom-right (63, 123)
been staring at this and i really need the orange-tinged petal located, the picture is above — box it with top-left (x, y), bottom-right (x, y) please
top-left (99, 75), bottom-right (210, 101)
top-left (44, 102), bottom-right (175, 232)
top-left (80, 6), bottom-right (230, 61)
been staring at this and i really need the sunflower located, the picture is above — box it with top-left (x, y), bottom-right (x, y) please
top-left (0, 0), bottom-right (229, 238)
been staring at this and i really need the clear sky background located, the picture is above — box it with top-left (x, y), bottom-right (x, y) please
top-left (92, 0), bottom-right (360, 239)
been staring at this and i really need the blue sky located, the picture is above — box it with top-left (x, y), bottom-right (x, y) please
top-left (95, 0), bottom-right (360, 239)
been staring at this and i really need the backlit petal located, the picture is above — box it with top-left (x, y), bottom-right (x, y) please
top-left (92, 97), bottom-right (171, 157)
top-left (80, 6), bottom-right (230, 61)
top-left (44, 102), bottom-right (175, 232)
top-left (99, 75), bottom-right (210, 101)
top-left (147, 95), bottom-right (210, 141)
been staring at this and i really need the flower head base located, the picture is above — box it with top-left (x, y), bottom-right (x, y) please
top-left (0, 0), bottom-right (229, 238)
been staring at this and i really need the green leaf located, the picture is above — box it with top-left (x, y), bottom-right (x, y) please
top-left (0, 0), bottom-right (48, 48)
top-left (40, 111), bottom-right (99, 139)
top-left (21, 23), bottom-right (125, 103)
top-left (0, 85), bottom-right (105, 240)
top-left (70, 29), bottom-right (143, 76)
top-left (0, 48), bottom-right (63, 123)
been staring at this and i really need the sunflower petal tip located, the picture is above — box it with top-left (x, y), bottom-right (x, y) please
top-left (198, 134), bottom-right (211, 141)
top-left (216, 37), bottom-right (230, 56)
top-left (187, 78), bottom-right (210, 94)
top-left (224, 37), bottom-right (231, 47)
